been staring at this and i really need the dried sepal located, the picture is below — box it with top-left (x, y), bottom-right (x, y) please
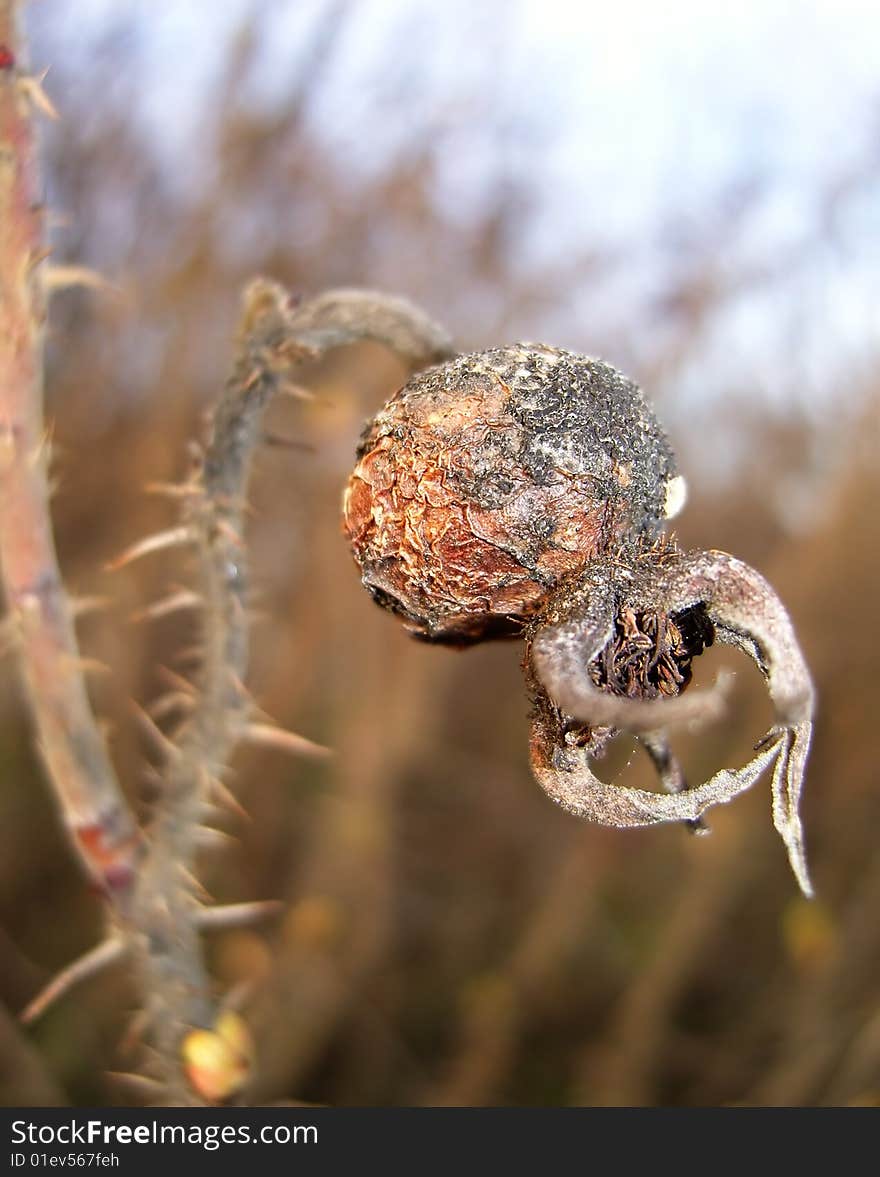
top-left (529, 545), bottom-right (814, 895)
top-left (529, 706), bottom-right (781, 828)
top-left (531, 573), bottom-right (729, 732)
top-left (768, 721), bottom-right (813, 897)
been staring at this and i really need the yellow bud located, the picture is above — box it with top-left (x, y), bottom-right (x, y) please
top-left (181, 1012), bottom-right (253, 1103)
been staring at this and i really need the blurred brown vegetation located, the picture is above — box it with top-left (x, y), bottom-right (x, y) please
top-left (1, 4), bottom-right (879, 1107)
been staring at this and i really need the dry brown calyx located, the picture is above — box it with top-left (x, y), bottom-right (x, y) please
top-left (527, 544), bottom-right (814, 895)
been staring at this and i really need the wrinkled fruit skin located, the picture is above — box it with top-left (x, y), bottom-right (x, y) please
top-left (344, 344), bottom-right (681, 643)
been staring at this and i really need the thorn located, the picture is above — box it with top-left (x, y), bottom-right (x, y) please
top-left (156, 665), bottom-right (197, 695)
top-left (242, 722), bottom-right (332, 761)
top-left (195, 900), bottom-right (284, 931)
top-left (44, 264), bottom-right (114, 294)
top-left (165, 716), bottom-right (192, 743)
top-left (278, 381), bottom-right (317, 401)
top-left (26, 245), bottom-right (53, 276)
top-left (174, 643), bottom-right (204, 667)
top-left (241, 367), bottom-right (261, 392)
top-left (17, 69), bottom-right (59, 120)
top-left (127, 699), bottom-right (181, 762)
top-left (177, 865), bottom-right (213, 902)
top-left (194, 826), bottom-right (239, 852)
top-left (131, 589), bottom-right (201, 623)
top-left (260, 432), bottom-right (313, 453)
top-left (105, 1072), bottom-right (164, 1099)
top-left (215, 519), bottom-right (244, 548)
top-left (65, 654), bottom-right (112, 677)
top-left (144, 480), bottom-right (202, 500)
top-left (198, 800), bottom-right (227, 822)
top-left (211, 490), bottom-right (251, 516)
top-left (146, 690), bottom-right (196, 722)
top-left (203, 771), bottom-right (250, 822)
top-left (20, 937), bottom-right (128, 1025)
top-left (71, 594), bottom-right (112, 620)
top-left (105, 526), bottom-right (194, 571)
top-left (226, 668), bottom-right (252, 701)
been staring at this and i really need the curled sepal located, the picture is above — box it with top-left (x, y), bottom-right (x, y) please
top-left (767, 721), bottom-right (813, 897)
top-left (529, 546), bottom-right (815, 895)
top-left (530, 577), bottom-right (729, 732)
top-left (530, 710), bottom-right (781, 829)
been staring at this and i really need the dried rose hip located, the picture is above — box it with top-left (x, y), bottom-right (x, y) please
top-left (341, 316), bottom-right (813, 895)
top-left (344, 344), bottom-right (686, 644)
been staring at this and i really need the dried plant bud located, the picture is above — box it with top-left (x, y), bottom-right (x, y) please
top-left (344, 345), bottom-right (681, 643)
top-left (181, 1011), bottom-right (253, 1104)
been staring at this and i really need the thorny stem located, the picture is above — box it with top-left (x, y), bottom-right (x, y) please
top-left (132, 279), bottom-right (453, 1101)
top-left (0, 2), bottom-right (143, 898)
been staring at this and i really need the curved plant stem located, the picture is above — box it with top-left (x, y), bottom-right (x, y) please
top-left (131, 279), bottom-right (453, 1100)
